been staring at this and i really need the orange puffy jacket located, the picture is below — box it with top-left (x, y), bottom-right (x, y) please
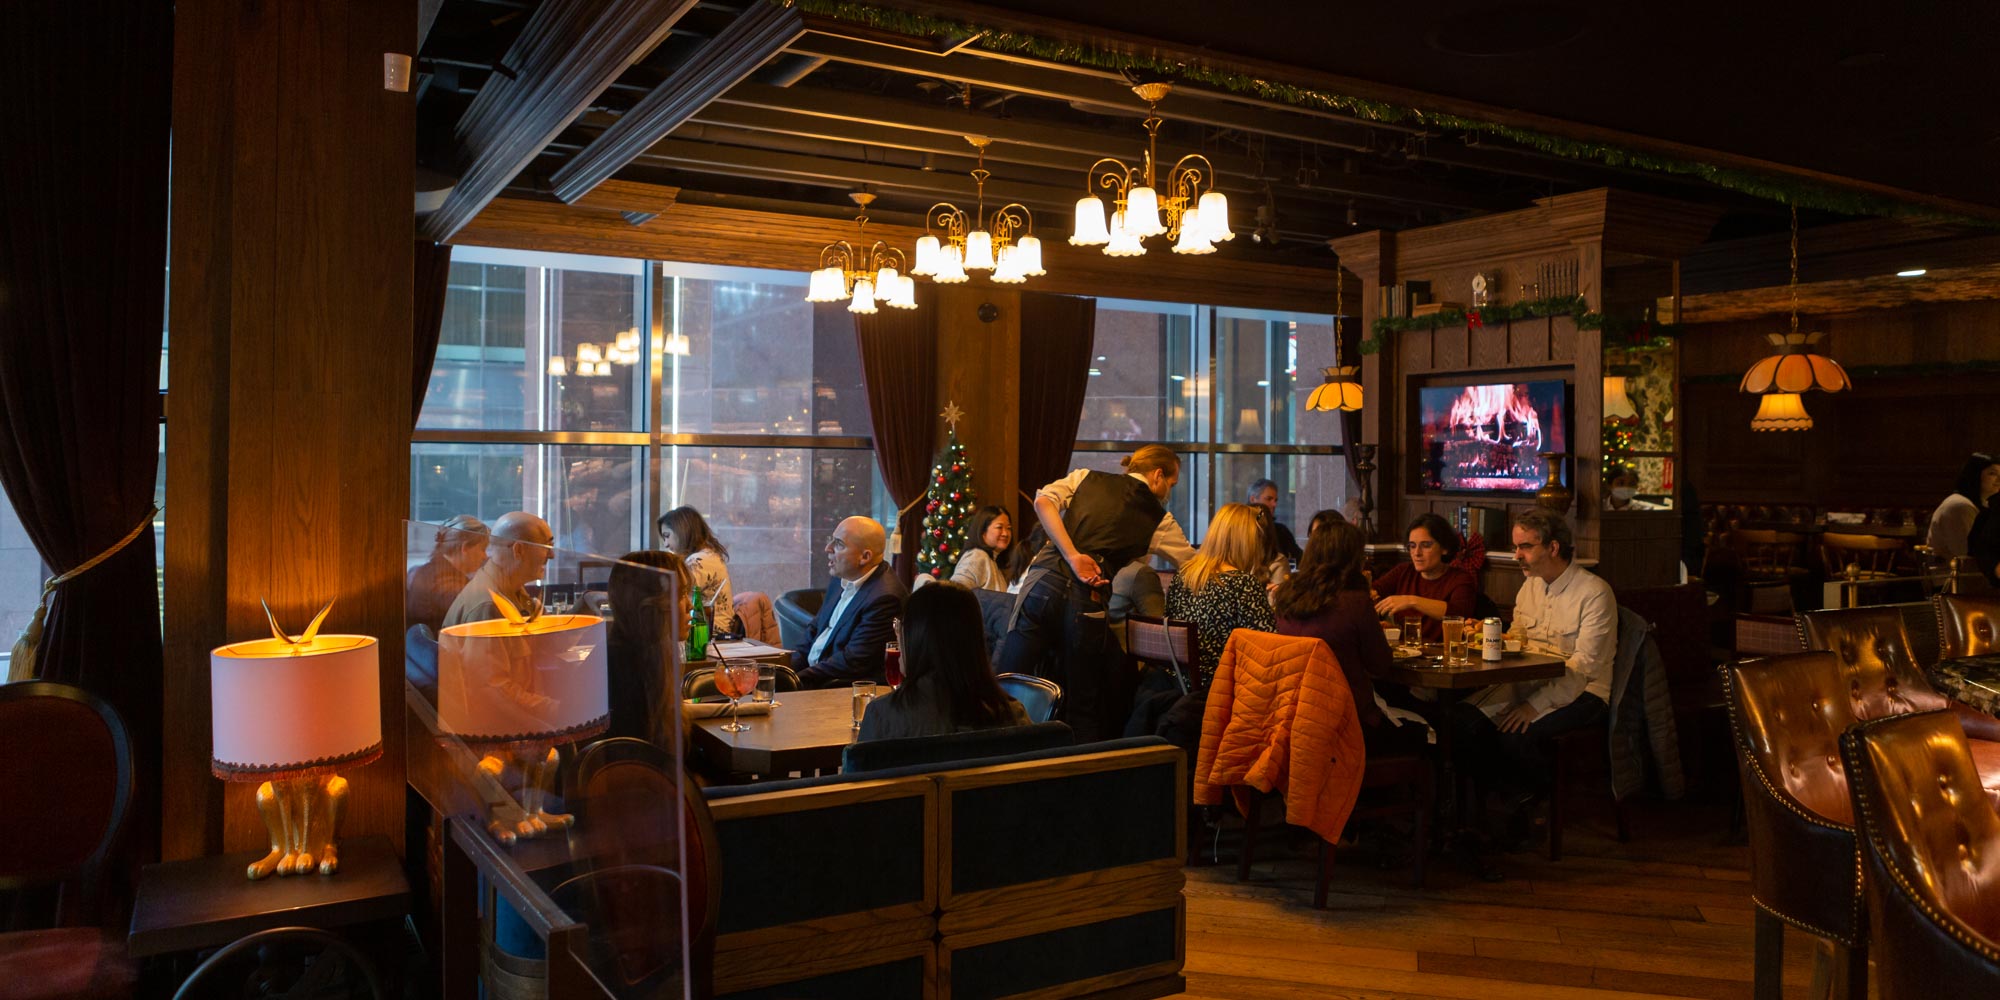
top-left (1192, 629), bottom-right (1366, 843)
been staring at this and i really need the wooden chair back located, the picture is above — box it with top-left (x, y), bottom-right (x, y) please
top-left (1125, 614), bottom-right (1198, 693)
top-left (1821, 532), bottom-right (1907, 577)
top-left (0, 682), bottom-right (132, 927)
top-left (1732, 529), bottom-right (1804, 579)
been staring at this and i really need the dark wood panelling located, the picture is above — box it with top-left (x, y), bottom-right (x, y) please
top-left (165, 0), bottom-right (414, 859)
top-left (935, 286), bottom-right (1021, 524)
top-left (1509, 318), bottom-right (1551, 366)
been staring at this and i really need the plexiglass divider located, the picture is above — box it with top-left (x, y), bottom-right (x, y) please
top-left (404, 519), bottom-right (693, 1000)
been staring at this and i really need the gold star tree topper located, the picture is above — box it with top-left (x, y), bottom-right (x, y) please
top-left (940, 400), bottom-right (964, 431)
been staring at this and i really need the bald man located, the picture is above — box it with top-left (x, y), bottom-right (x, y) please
top-left (792, 515), bottom-right (907, 688)
top-left (443, 511), bottom-right (555, 628)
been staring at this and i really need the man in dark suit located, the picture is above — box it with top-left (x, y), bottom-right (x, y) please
top-left (791, 515), bottom-right (907, 687)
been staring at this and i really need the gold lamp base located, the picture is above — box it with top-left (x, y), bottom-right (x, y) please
top-left (248, 774), bottom-right (349, 880)
top-left (477, 746), bottom-right (574, 846)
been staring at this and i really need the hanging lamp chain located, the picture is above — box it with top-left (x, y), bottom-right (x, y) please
top-left (1788, 203), bottom-right (1799, 336)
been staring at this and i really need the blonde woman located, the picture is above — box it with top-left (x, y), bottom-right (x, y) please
top-left (1166, 503), bottom-right (1276, 689)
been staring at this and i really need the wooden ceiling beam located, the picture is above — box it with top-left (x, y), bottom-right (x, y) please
top-left (549, 2), bottom-right (804, 203)
top-left (420, 0), bottom-right (700, 241)
top-left (618, 137), bottom-right (1083, 211)
top-left (1669, 263), bottom-right (2000, 323)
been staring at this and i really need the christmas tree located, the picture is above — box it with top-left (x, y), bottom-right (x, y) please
top-left (917, 422), bottom-right (976, 581)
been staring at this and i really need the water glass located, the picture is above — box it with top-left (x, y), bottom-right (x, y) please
top-left (1443, 616), bottom-right (1470, 666)
top-left (1381, 626), bottom-right (1402, 650)
top-left (851, 681), bottom-right (878, 729)
top-left (1400, 610), bottom-right (1425, 653)
top-left (752, 664), bottom-right (779, 706)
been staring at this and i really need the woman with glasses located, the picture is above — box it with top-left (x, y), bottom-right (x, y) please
top-left (1372, 512), bottom-right (1477, 642)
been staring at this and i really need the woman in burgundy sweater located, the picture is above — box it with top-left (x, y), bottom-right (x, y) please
top-left (1275, 520), bottom-right (1429, 755)
top-left (1372, 513), bottom-right (1478, 642)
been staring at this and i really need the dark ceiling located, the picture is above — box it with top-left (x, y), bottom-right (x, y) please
top-left (414, 0), bottom-right (1995, 263)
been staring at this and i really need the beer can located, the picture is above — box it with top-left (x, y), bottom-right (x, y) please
top-left (1482, 617), bottom-right (1504, 661)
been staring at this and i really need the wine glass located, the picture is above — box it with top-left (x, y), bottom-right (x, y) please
top-left (716, 658), bottom-right (760, 733)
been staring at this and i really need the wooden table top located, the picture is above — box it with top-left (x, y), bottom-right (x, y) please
top-left (690, 686), bottom-right (863, 777)
top-left (1376, 645), bottom-right (1567, 690)
top-left (127, 834), bottom-right (410, 958)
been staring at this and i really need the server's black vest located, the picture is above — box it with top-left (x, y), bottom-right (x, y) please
top-left (1033, 471), bottom-right (1167, 577)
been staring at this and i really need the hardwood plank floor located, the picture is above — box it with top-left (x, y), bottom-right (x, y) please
top-left (1174, 797), bottom-right (1827, 999)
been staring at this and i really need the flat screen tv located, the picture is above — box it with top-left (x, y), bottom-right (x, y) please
top-left (1417, 380), bottom-right (1569, 493)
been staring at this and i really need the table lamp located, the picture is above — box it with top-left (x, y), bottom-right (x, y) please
top-left (437, 591), bottom-right (608, 845)
top-left (210, 601), bottom-right (381, 880)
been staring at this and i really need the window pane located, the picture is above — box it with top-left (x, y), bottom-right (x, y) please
top-left (420, 252), bottom-right (645, 433)
top-left (1217, 309), bottom-right (1341, 447)
top-left (1077, 301), bottom-right (1197, 442)
top-left (409, 443), bottom-right (642, 562)
top-left (0, 493), bottom-right (45, 673)
top-left (1214, 453), bottom-right (1351, 539)
top-left (660, 267), bottom-right (868, 436)
top-left (664, 446), bottom-right (886, 598)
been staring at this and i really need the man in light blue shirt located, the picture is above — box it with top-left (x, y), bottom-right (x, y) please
top-left (792, 516), bottom-right (907, 687)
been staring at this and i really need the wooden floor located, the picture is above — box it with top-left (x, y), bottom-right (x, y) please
top-left (1173, 797), bottom-right (1829, 1000)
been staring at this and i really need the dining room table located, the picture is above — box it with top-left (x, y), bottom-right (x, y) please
top-left (689, 685), bottom-right (867, 778)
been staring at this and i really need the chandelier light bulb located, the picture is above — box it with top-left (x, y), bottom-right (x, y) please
top-left (848, 277), bottom-right (877, 314)
top-left (962, 229), bottom-right (995, 271)
top-left (1197, 190), bottom-right (1234, 241)
top-left (876, 265), bottom-right (901, 291)
top-left (547, 356), bottom-right (568, 377)
top-left (1071, 195), bottom-right (1110, 245)
top-left (887, 274), bottom-right (917, 309)
top-left (576, 343), bottom-right (603, 365)
top-left (991, 247), bottom-right (1025, 284)
top-left (1016, 234), bottom-right (1045, 276)
top-left (1125, 185), bottom-right (1164, 236)
top-left (805, 266), bottom-right (844, 302)
top-left (933, 247), bottom-right (968, 284)
top-left (911, 236), bottom-right (940, 277)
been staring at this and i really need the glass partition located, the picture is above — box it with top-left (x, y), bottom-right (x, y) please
top-left (1602, 340), bottom-right (1678, 511)
top-left (404, 519), bottom-right (693, 999)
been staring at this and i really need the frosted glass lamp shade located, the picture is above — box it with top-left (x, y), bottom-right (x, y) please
top-left (1124, 185), bottom-right (1164, 236)
top-left (991, 247), bottom-right (1025, 283)
top-left (1172, 207), bottom-right (1214, 254)
top-left (886, 274), bottom-right (917, 309)
top-left (1104, 210), bottom-right (1145, 257)
top-left (1603, 376), bottom-right (1638, 420)
top-left (1071, 195), bottom-right (1110, 245)
top-left (1749, 392), bottom-right (1813, 431)
top-left (933, 247), bottom-right (968, 284)
top-left (848, 277), bottom-right (877, 314)
top-left (912, 235), bottom-right (940, 276)
top-left (1197, 190), bottom-right (1234, 241)
top-left (438, 615), bottom-right (609, 744)
top-left (547, 356), bottom-right (568, 377)
top-left (805, 266), bottom-right (845, 302)
top-left (962, 230), bottom-right (994, 271)
top-left (210, 635), bottom-right (382, 780)
top-left (1016, 235), bottom-right (1045, 275)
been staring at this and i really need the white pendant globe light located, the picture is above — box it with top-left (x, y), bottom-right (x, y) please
top-left (1071, 195), bottom-right (1110, 245)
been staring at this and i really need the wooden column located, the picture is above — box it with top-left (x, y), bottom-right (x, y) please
top-left (164, 0), bottom-right (416, 859)
top-left (934, 286), bottom-right (1022, 523)
top-left (1329, 231), bottom-right (1395, 541)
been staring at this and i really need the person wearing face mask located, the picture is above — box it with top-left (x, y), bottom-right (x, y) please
top-left (1602, 464), bottom-right (1666, 511)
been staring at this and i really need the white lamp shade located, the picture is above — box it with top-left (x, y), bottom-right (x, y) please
top-left (911, 236), bottom-right (940, 276)
top-left (1172, 207), bottom-right (1215, 254)
top-left (438, 615), bottom-right (609, 744)
top-left (575, 343), bottom-right (603, 365)
top-left (614, 328), bottom-right (639, 353)
top-left (547, 356), bottom-right (568, 377)
top-left (848, 277), bottom-right (877, 314)
top-left (805, 266), bottom-right (843, 302)
top-left (1071, 195), bottom-right (1110, 245)
top-left (211, 635), bottom-right (382, 779)
top-left (962, 229), bottom-right (995, 270)
top-left (1104, 210), bottom-right (1145, 257)
top-left (1125, 185), bottom-right (1165, 236)
top-left (875, 265), bottom-right (900, 290)
top-left (1197, 190), bottom-right (1234, 241)
top-left (1017, 235), bottom-right (1045, 275)
top-left (933, 246), bottom-right (968, 284)
top-left (896, 274), bottom-right (921, 308)
top-left (591, 361), bottom-right (612, 376)
top-left (991, 247), bottom-right (1025, 283)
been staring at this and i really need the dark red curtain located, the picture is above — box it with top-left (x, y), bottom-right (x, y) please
top-left (1015, 292), bottom-right (1097, 525)
top-left (844, 298), bottom-right (938, 587)
top-left (0, 0), bottom-right (171, 869)
top-left (412, 241), bottom-right (455, 428)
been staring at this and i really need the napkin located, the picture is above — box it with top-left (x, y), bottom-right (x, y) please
top-left (683, 699), bottom-right (775, 720)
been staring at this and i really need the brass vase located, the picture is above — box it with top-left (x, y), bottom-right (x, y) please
top-left (1535, 452), bottom-right (1573, 514)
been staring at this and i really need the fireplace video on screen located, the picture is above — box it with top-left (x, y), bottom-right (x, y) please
top-left (1418, 380), bottom-right (1568, 492)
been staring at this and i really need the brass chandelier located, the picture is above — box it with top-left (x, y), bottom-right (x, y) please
top-left (1069, 81), bottom-right (1233, 256)
top-left (910, 136), bottom-right (1044, 285)
top-left (805, 192), bottom-right (917, 314)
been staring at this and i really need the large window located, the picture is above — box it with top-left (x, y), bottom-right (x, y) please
top-left (413, 249), bottom-right (892, 599)
top-left (1073, 299), bottom-right (1350, 541)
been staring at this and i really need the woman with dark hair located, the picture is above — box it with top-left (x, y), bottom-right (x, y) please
top-left (605, 550), bottom-right (691, 742)
top-left (858, 582), bottom-right (1030, 740)
top-left (1275, 521), bottom-right (1426, 754)
top-left (950, 505), bottom-right (1017, 592)
top-left (1372, 512), bottom-right (1477, 642)
top-left (1306, 509), bottom-right (1347, 540)
top-left (658, 506), bottom-right (733, 630)
top-left (1928, 452), bottom-right (2000, 561)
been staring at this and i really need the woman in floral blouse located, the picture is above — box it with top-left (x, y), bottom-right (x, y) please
top-left (1166, 503), bottom-right (1275, 689)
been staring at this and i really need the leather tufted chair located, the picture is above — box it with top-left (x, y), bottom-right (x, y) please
top-left (1725, 652), bottom-right (1872, 1000)
top-left (1936, 593), bottom-right (2000, 661)
top-left (1840, 711), bottom-right (2000, 998)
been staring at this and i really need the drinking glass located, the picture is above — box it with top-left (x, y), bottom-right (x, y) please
top-left (716, 658), bottom-right (759, 733)
top-left (1382, 626), bottom-right (1402, 651)
top-left (752, 664), bottom-right (777, 705)
top-left (1443, 616), bottom-right (1469, 666)
top-left (851, 681), bottom-right (878, 729)
top-left (1400, 610), bottom-right (1425, 655)
top-left (883, 641), bottom-right (903, 687)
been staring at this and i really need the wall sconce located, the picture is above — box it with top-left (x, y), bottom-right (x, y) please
top-left (210, 601), bottom-right (381, 879)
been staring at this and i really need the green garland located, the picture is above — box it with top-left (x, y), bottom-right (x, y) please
top-left (783, 0), bottom-right (1972, 223)
top-left (1358, 296), bottom-right (1680, 354)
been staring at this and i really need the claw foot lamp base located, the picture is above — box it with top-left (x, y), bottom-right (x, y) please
top-left (248, 774), bottom-right (350, 880)
top-left (476, 746), bottom-right (575, 847)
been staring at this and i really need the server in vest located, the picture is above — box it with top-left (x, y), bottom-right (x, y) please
top-left (999, 445), bottom-right (1197, 741)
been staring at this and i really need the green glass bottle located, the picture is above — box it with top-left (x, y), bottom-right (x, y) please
top-left (686, 583), bottom-right (710, 663)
